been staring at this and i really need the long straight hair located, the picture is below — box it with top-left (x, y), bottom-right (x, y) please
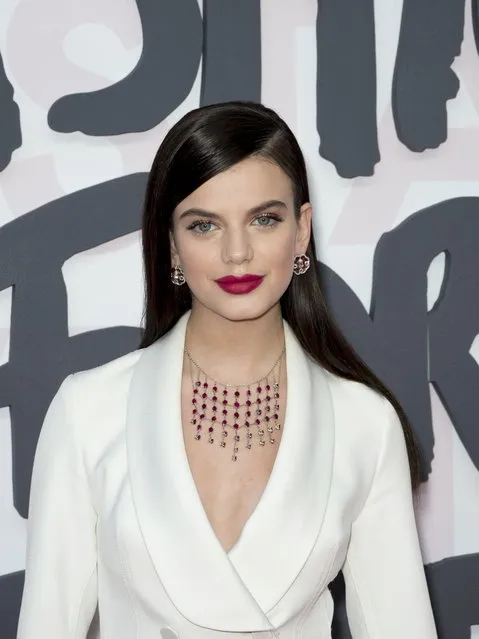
top-left (140, 101), bottom-right (420, 489)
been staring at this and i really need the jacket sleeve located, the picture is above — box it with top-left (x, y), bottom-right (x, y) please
top-left (17, 374), bottom-right (98, 639)
top-left (342, 398), bottom-right (437, 638)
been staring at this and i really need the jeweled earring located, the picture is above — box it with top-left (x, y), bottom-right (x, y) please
top-left (293, 253), bottom-right (310, 275)
top-left (171, 265), bottom-right (186, 286)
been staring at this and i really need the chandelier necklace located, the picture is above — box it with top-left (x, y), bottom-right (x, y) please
top-left (184, 345), bottom-right (285, 462)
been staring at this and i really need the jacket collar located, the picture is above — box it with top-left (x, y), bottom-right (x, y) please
top-left (126, 310), bottom-right (335, 631)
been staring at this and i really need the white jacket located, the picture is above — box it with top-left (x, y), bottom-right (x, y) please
top-left (17, 311), bottom-right (437, 638)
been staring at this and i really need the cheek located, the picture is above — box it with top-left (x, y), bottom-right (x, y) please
top-left (266, 233), bottom-right (296, 270)
top-left (176, 236), bottom-right (216, 272)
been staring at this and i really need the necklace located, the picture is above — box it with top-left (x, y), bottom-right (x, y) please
top-left (184, 346), bottom-right (285, 461)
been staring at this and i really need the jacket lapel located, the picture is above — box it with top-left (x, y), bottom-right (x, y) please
top-left (227, 321), bottom-right (335, 618)
top-left (126, 311), bottom-right (335, 631)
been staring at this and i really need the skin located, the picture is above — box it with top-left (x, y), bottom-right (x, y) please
top-left (170, 156), bottom-right (312, 378)
top-left (169, 156), bottom-right (312, 552)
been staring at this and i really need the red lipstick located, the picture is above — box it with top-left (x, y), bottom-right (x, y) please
top-left (215, 274), bottom-right (264, 295)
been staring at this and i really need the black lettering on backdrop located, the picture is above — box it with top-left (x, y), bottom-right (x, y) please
top-left (3, 0), bottom-right (471, 175)
top-left (0, 572), bottom-right (23, 639)
top-left (323, 198), bottom-right (479, 479)
top-left (321, 247), bottom-right (432, 480)
top-left (425, 554), bottom-right (479, 638)
top-left (47, 0), bottom-right (262, 137)
top-left (200, 0), bottom-right (261, 106)
top-left (1, 0), bottom-right (474, 174)
top-left (0, 51), bottom-right (22, 172)
top-left (392, 0), bottom-right (465, 152)
top-left (426, 199), bottom-right (479, 470)
top-left (47, 0), bottom-right (203, 135)
top-left (316, 0), bottom-right (379, 178)
top-left (0, 174), bottom-right (145, 516)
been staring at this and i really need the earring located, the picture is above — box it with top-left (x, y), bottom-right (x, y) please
top-left (171, 265), bottom-right (186, 286)
top-left (293, 253), bottom-right (310, 276)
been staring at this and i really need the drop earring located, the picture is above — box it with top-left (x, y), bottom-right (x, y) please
top-left (293, 253), bottom-right (310, 276)
top-left (171, 265), bottom-right (186, 286)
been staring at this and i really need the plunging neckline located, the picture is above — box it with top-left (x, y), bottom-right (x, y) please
top-left (125, 309), bottom-right (336, 631)
top-left (178, 328), bottom-right (290, 557)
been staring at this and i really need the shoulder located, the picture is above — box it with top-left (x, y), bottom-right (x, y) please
top-left (66, 316), bottom-right (188, 401)
top-left (324, 368), bottom-right (396, 426)
top-left (51, 349), bottom-right (143, 450)
top-left (68, 347), bottom-right (143, 398)
top-left (321, 368), bottom-right (406, 486)
top-left (34, 348), bottom-right (146, 474)
top-left (58, 320), bottom-right (183, 435)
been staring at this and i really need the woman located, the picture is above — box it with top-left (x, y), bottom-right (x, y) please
top-left (17, 101), bottom-right (437, 638)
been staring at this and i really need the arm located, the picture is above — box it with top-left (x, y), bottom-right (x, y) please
top-left (343, 399), bottom-right (437, 638)
top-left (17, 375), bottom-right (98, 639)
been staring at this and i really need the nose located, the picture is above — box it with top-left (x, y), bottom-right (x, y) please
top-left (221, 227), bottom-right (253, 265)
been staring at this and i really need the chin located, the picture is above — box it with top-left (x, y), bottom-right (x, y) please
top-left (208, 297), bottom-right (280, 323)
top-left (191, 281), bottom-right (287, 322)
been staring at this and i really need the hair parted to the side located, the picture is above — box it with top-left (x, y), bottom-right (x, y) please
top-left (139, 100), bottom-right (420, 489)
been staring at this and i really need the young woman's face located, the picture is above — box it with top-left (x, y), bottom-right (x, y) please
top-left (170, 157), bottom-right (312, 322)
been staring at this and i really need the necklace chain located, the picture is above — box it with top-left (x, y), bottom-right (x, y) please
top-left (184, 346), bottom-right (285, 387)
top-left (184, 346), bottom-right (285, 461)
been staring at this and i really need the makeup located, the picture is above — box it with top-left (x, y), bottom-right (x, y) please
top-left (215, 274), bottom-right (264, 295)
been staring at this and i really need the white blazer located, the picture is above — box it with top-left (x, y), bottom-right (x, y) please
top-left (17, 310), bottom-right (437, 639)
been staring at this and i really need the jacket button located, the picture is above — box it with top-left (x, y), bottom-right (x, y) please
top-left (160, 628), bottom-right (179, 639)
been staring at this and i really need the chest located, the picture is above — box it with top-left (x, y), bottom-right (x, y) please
top-left (180, 375), bottom-right (287, 553)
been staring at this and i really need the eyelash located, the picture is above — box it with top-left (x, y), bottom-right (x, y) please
top-left (187, 213), bottom-right (283, 234)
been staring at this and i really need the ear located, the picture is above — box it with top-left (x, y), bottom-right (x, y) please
top-left (295, 203), bottom-right (312, 255)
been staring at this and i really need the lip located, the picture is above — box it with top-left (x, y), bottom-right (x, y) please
top-left (216, 274), bottom-right (263, 284)
top-left (215, 274), bottom-right (264, 295)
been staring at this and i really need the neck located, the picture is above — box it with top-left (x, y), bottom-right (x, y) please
top-left (184, 303), bottom-right (285, 385)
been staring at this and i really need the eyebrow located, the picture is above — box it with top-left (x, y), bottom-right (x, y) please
top-left (178, 199), bottom-right (288, 221)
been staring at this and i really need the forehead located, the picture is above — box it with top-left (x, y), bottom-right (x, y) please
top-left (174, 157), bottom-right (294, 216)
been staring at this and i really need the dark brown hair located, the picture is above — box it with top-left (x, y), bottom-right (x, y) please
top-left (140, 100), bottom-right (420, 489)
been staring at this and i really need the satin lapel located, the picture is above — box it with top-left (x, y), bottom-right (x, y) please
top-left (126, 311), bottom-right (274, 632)
top-left (227, 321), bottom-right (335, 615)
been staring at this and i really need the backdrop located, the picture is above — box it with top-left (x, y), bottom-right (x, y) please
top-left (1, 0), bottom-right (478, 637)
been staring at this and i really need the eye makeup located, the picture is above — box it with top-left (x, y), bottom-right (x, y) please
top-left (186, 212), bottom-right (283, 234)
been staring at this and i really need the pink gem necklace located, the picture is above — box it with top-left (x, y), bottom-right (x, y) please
top-left (184, 346), bottom-right (285, 461)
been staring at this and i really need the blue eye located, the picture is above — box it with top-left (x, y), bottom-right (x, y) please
top-left (188, 220), bottom-right (216, 234)
top-left (253, 214), bottom-right (281, 227)
top-left (187, 213), bottom-right (282, 234)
